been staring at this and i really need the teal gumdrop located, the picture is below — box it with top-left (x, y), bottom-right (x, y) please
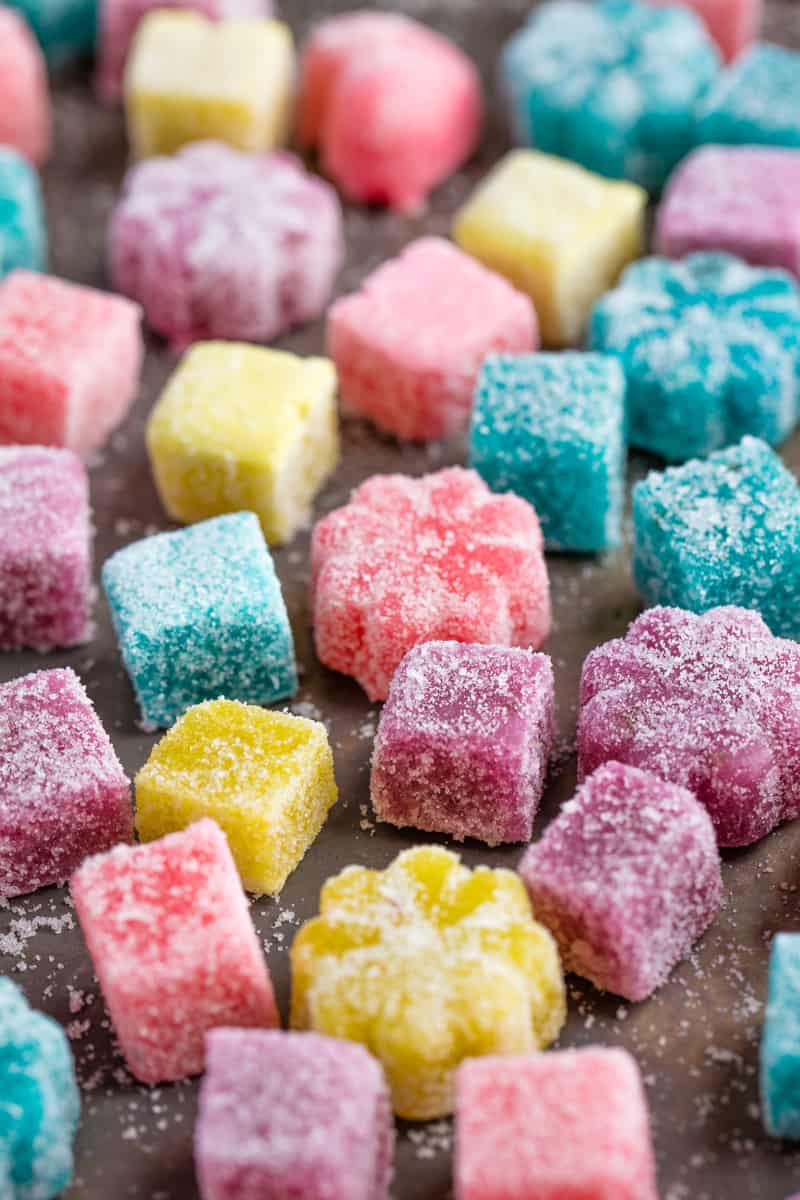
top-left (470, 353), bottom-right (626, 553)
top-left (697, 43), bottom-right (800, 149)
top-left (761, 934), bottom-right (800, 1139)
top-left (0, 150), bottom-right (46, 281)
top-left (4, 0), bottom-right (96, 65)
top-left (0, 978), bottom-right (79, 1200)
top-left (500, 0), bottom-right (720, 193)
top-left (590, 252), bottom-right (800, 462)
top-left (632, 436), bottom-right (800, 638)
top-left (102, 511), bottom-right (298, 728)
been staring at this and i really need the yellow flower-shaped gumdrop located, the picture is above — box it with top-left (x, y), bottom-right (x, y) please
top-left (290, 845), bottom-right (565, 1119)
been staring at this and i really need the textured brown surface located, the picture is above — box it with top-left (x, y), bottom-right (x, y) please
top-left (5, 2), bottom-right (800, 1197)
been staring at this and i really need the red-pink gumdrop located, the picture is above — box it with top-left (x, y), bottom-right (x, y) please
top-left (0, 9), bottom-right (51, 166)
top-left (311, 467), bottom-right (551, 702)
top-left (644, 0), bottom-right (760, 61)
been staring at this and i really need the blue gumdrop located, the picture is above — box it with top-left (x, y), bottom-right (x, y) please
top-left (470, 352), bottom-right (626, 553)
top-left (697, 43), bottom-right (800, 149)
top-left (0, 149), bottom-right (46, 281)
top-left (632, 436), bottom-right (800, 638)
top-left (4, 0), bottom-right (96, 65)
top-left (590, 252), bottom-right (800, 462)
top-left (761, 934), bottom-right (800, 1139)
top-left (102, 511), bottom-right (298, 728)
top-left (0, 978), bottom-right (79, 1200)
top-left (500, 0), bottom-right (720, 193)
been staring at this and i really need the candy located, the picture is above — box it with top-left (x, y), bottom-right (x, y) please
top-left (71, 818), bottom-right (278, 1083)
top-left (196, 1029), bottom-right (394, 1200)
top-left (371, 641), bottom-right (555, 846)
top-left (454, 1048), bottom-right (658, 1200)
top-left (0, 9), bottom-right (50, 164)
top-left (328, 238), bottom-right (538, 441)
top-left (297, 11), bottom-right (482, 213)
top-left (644, 0), bottom-right (761, 62)
top-left (633, 437), bottom-right (800, 637)
top-left (0, 447), bottom-right (91, 652)
top-left (290, 845), bottom-right (565, 1120)
top-left (135, 699), bottom-right (338, 894)
top-left (0, 270), bottom-right (142, 457)
top-left (519, 761), bottom-right (723, 1000)
top-left (470, 352), bottom-right (626, 552)
top-left (0, 149), bottom-right (46, 279)
top-left (761, 934), bottom-right (800, 1138)
top-left (453, 150), bottom-right (645, 346)
top-left (311, 467), bottom-right (551, 702)
top-left (109, 144), bottom-right (343, 351)
top-left (501, 0), bottom-right (719, 194)
top-left (696, 43), bottom-right (800, 148)
top-left (578, 605), bottom-right (800, 846)
top-left (590, 252), bottom-right (800, 461)
top-left (0, 979), bottom-right (79, 1200)
top-left (656, 146), bottom-right (800, 274)
top-left (102, 513), bottom-right (297, 728)
top-left (0, 668), bottom-right (132, 897)
top-left (125, 11), bottom-right (294, 159)
top-left (147, 342), bottom-right (338, 545)
top-left (4, 0), bottom-right (95, 64)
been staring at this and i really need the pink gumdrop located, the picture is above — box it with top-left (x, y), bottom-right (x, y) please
top-left (0, 8), bottom-right (51, 166)
top-left (643, 0), bottom-right (760, 61)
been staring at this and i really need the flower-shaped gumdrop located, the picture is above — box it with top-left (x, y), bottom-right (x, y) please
top-left (501, 0), bottom-right (719, 194)
top-left (591, 252), bottom-right (800, 462)
top-left (310, 467), bottom-right (551, 701)
top-left (290, 845), bottom-right (565, 1120)
top-left (578, 606), bottom-right (800, 847)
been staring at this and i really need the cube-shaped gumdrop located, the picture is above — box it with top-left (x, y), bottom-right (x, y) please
top-left (644, 0), bottom-right (761, 62)
top-left (697, 44), bottom-right (800, 148)
top-left (501, 0), bottom-right (719, 194)
top-left (371, 641), bottom-right (555, 846)
top-left (71, 818), bottom-right (278, 1083)
top-left (196, 1029), bottom-right (394, 1200)
top-left (656, 146), bottom-right (800, 274)
top-left (110, 144), bottom-right (343, 350)
top-left (453, 150), bottom-right (645, 346)
top-left (591, 253), bottom-right (800, 461)
top-left (147, 342), bottom-right (339, 545)
top-left (632, 437), bottom-right (800, 637)
top-left (470, 352), bottom-right (626, 552)
top-left (0, 979), bottom-right (80, 1200)
top-left (328, 238), bottom-right (537, 442)
top-left (4, 0), bottom-right (95, 64)
top-left (311, 467), bottom-right (551, 702)
top-left (761, 934), bottom-right (800, 1139)
top-left (0, 270), bottom-right (142, 457)
top-left (135, 699), bottom-right (338, 894)
top-left (519, 762), bottom-right (723, 1000)
top-left (0, 668), bottom-right (133, 897)
top-left (578, 606), bottom-right (800, 846)
top-left (0, 9), bottom-right (50, 164)
top-left (102, 513), bottom-right (297, 728)
top-left (290, 846), bottom-right (565, 1120)
top-left (0, 149), bottom-right (46, 279)
top-left (125, 11), bottom-right (294, 158)
top-left (0, 447), bottom-right (91, 652)
top-left (454, 1048), bottom-right (658, 1200)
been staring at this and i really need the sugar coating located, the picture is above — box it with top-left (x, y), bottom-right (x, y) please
top-left (632, 437), bottom-right (800, 637)
top-left (196, 1029), bottom-right (394, 1200)
top-left (470, 352), bottom-right (626, 552)
top-left (135, 698), bottom-right (338, 895)
top-left (454, 1048), bottom-right (658, 1200)
top-left (371, 641), bottom-right (555, 846)
top-left (110, 143), bottom-right (343, 350)
top-left (578, 605), bottom-right (800, 847)
top-left (519, 761), bottom-right (723, 1000)
top-left (102, 513), bottom-right (297, 728)
top-left (4, 0), bottom-right (95, 64)
top-left (328, 238), bottom-right (538, 441)
top-left (125, 11), bottom-right (294, 159)
top-left (644, 0), bottom-right (761, 62)
top-left (71, 818), bottom-right (278, 1084)
top-left (147, 342), bottom-right (339, 545)
top-left (0, 149), bottom-right (46, 279)
top-left (697, 43), bottom-right (800, 147)
top-left (0, 270), bottom-right (142, 458)
top-left (296, 11), bottom-right (482, 213)
top-left (453, 150), bottom-right (645, 346)
top-left (761, 934), bottom-right (800, 1138)
top-left (591, 252), bottom-right (800, 461)
top-left (0, 668), bottom-right (133, 897)
top-left (0, 10), bottom-right (50, 164)
top-left (501, 0), bottom-right (719, 194)
top-left (290, 845), bottom-right (565, 1120)
top-left (0, 447), bottom-right (92, 652)
top-left (0, 979), bottom-right (80, 1200)
top-left (656, 146), bottom-right (800, 274)
top-left (311, 467), bottom-right (551, 702)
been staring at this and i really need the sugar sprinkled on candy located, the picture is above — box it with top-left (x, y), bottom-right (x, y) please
top-left (761, 933), bottom-right (800, 1139)
top-left (0, 9), bottom-right (50, 164)
top-left (0, 149), bottom-right (46, 279)
top-left (643, 0), bottom-right (761, 62)
top-left (697, 42), bottom-right (800, 148)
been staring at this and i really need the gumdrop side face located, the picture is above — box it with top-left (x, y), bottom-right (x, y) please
top-left (0, 9), bottom-right (51, 164)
